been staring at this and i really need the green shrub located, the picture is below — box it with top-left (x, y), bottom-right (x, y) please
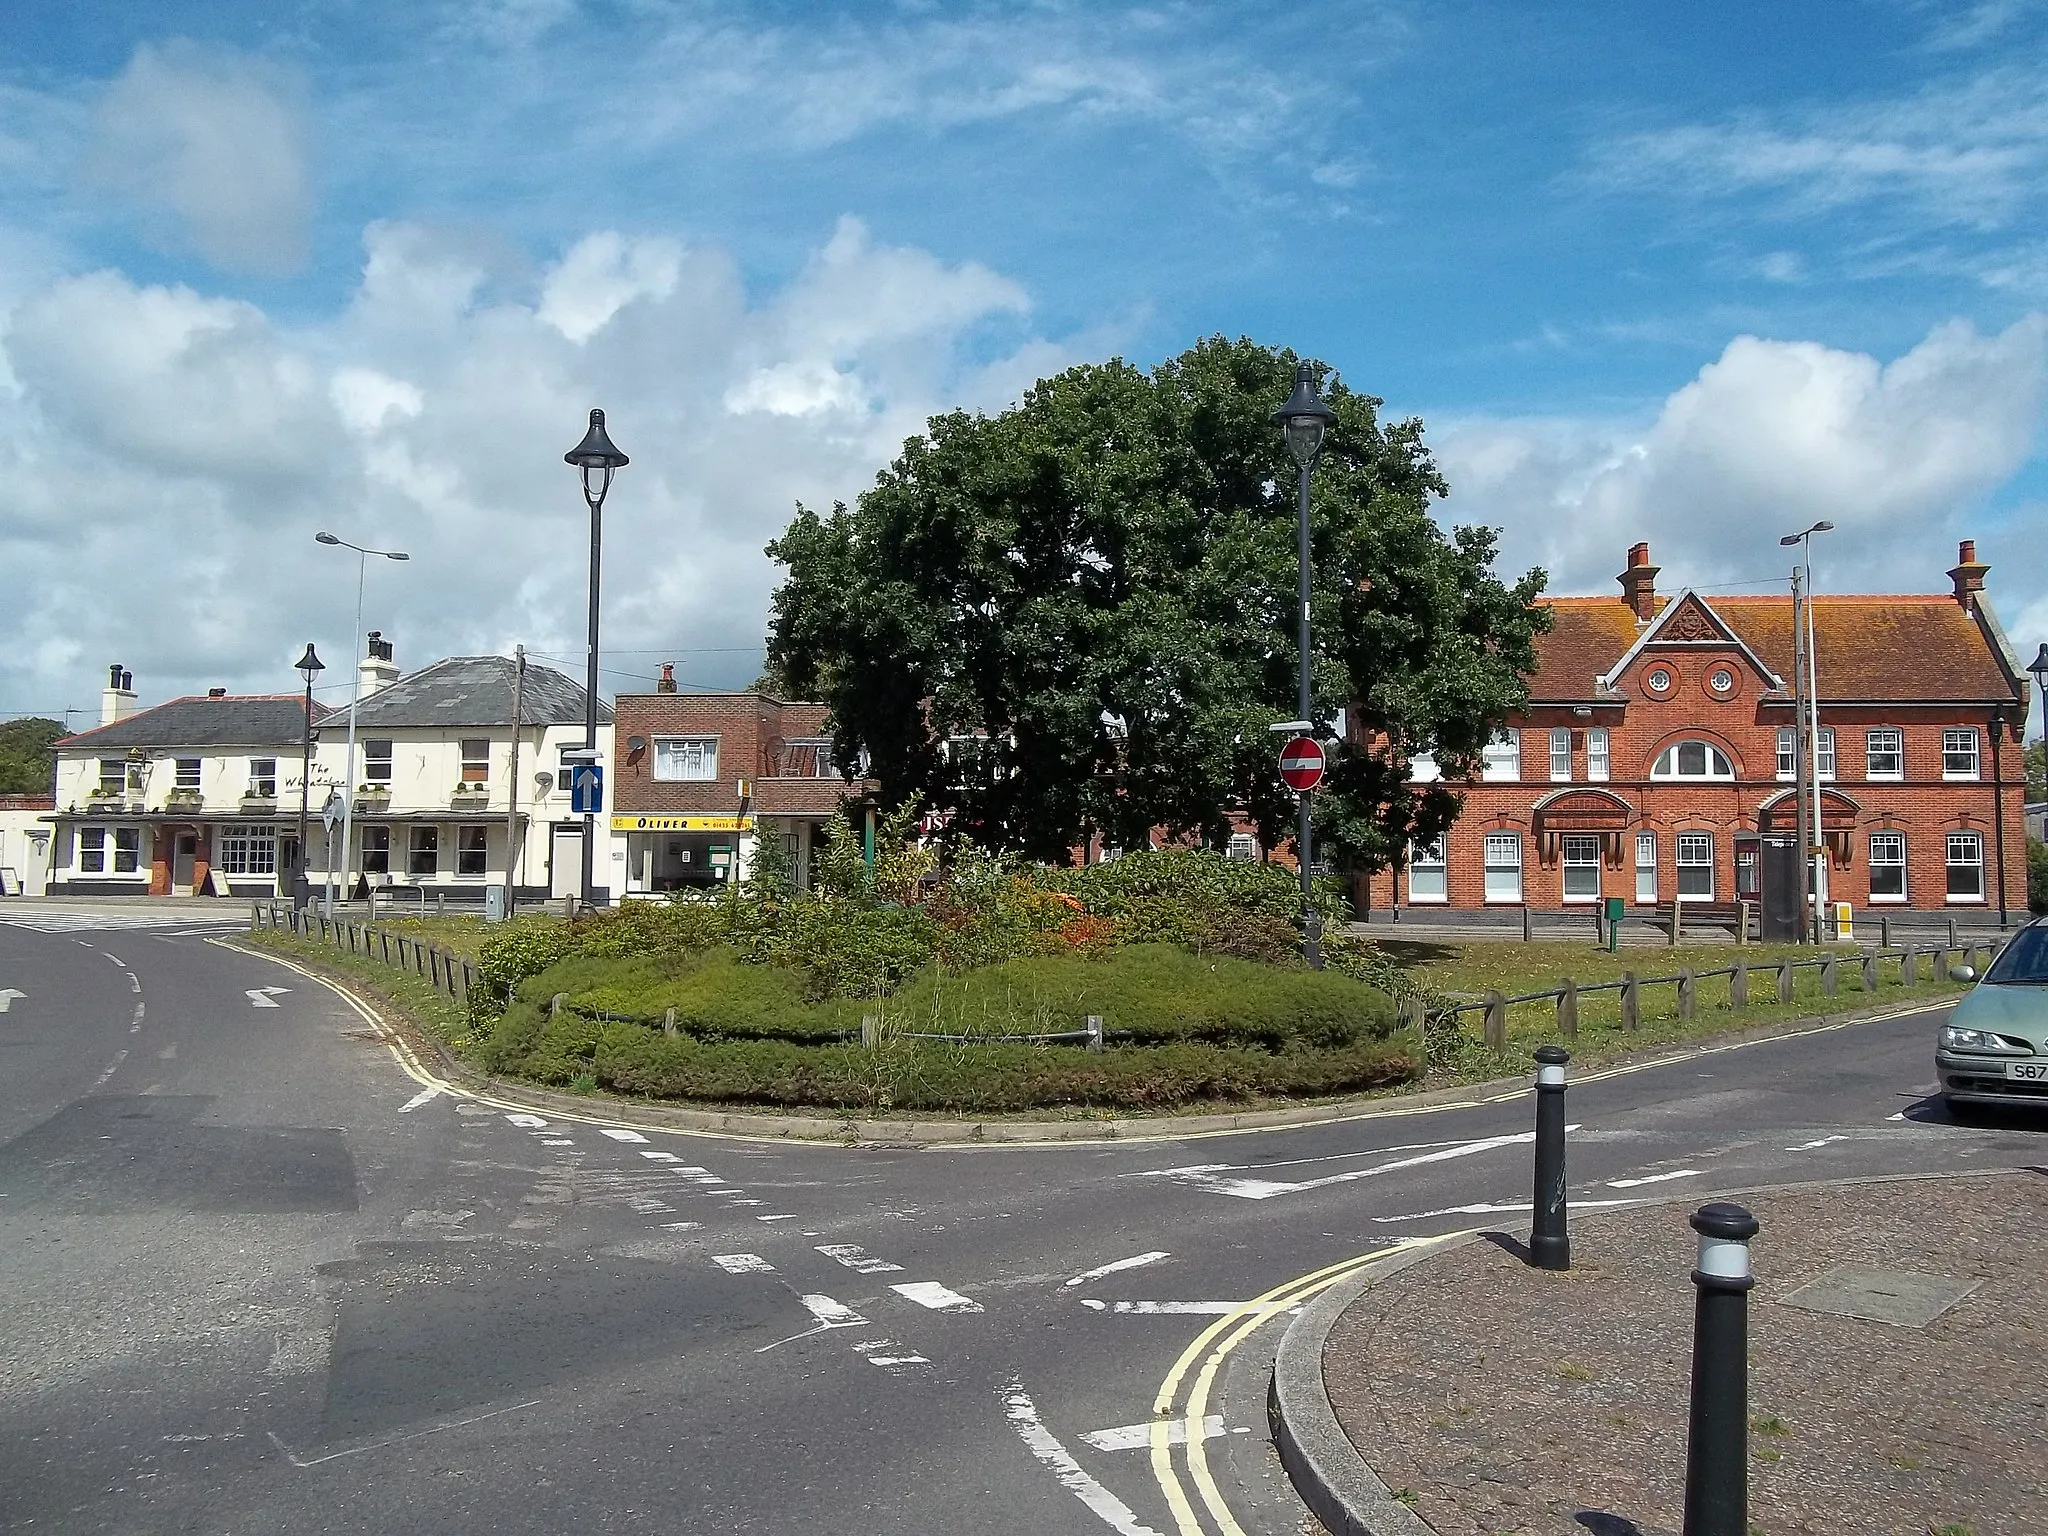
top-left (483, 1016), bottom-right (1421, 1113)
top-left (733, 893), bottom-right (943, 1000)
top-left (2030, 836), bottom-right (2048, 916)
top-left (1046, 847), bottom-right (1350, 952)
top-left (516, 946), bottom-right (854, 1042)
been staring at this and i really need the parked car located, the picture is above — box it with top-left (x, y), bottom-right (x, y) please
top-left (1937, 919), bottom-right (2048, 1115)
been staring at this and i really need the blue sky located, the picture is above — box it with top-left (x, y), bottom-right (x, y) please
top-left (5, 1), bottom-right (2048, 723)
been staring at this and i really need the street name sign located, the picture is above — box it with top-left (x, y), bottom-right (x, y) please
top-left (1278, 736), bottom-right (1326, 792)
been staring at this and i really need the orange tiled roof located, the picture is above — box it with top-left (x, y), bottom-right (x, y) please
top-left (1528, 592), bottom-right (2019, 704)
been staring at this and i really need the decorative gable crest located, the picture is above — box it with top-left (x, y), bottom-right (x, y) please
top-left (1598, 587), bottom-right (1784, 692)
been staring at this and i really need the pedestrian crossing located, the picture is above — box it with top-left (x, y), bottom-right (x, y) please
top-left (0, 907), bottom-right (248, 934)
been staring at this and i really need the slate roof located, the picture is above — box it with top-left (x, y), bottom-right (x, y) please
top-left (345, 655), bottom-right (611, 729)
top-left (1529, 593), bottom-right (2023, 705)
top-left (57, 696), bottom-right (318, 751)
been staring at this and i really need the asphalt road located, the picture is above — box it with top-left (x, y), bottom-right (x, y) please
top-left (1, 909), bottom-right (2041, 1535)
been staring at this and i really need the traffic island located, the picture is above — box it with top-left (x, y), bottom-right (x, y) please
top-left (1276, 1170), bottom-right (2047, 1536)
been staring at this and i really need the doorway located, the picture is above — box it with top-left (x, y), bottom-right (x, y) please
top-left (550, 824), bottom-right (582, 899)
top-left (172, 832), bottom-right (198, 895)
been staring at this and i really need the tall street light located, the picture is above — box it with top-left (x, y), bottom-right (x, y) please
top-left (564, 408), bottom-right (629, 909)
top-left (293, 643), bottom-right (324, 910)
top-left (1274, 361), bottom-right (1338, 970)
top-left (1780, 520), bottom-right (1833, 941)
top-left (315, 532), bottom-right (409, 916)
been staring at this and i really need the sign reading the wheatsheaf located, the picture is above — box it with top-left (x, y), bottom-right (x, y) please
top-left (609, 814), bottom-right (754, 833)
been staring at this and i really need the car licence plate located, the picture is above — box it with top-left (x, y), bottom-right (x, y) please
top-left (2005, 1061), bottom-right (2048, 1082)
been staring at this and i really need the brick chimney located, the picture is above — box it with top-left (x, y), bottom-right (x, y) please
top-left (1948, 538), bottom-right (1989, 609)
top-left (100, 664), bottom-right (136, 726)
top-left (657, 662), bottom-right (678, 694)
top-left (1618, 541), bottom-right (1659, 622)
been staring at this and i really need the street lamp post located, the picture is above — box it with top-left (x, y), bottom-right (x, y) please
top-left (564, 408), bottom-right (629, 910)
top-left (1274, 362), bottom-right (1338, 970)
top-left (315, 532), bottom-right (409, 916)
top-left (1780, 521), bottom-right (1833, 941)
top-left (293, 643), bottom-right (324, 910)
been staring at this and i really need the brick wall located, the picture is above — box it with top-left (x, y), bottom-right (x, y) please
top-left (611, 694), bottom-right (863, 817)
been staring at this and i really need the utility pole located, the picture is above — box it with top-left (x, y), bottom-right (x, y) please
top-left (506, 645), bottom-right (525, 918)
top-left (1803, 558), bottom-right (1828, 941)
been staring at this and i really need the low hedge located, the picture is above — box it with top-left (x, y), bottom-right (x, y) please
top-left (482, 942), bottom-right (1415, 1112)
top-left (475, 1006), bottom-right (1422, 1113)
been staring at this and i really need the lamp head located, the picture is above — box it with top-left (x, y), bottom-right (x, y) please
top-left (565, 407), bottom-right (629, 503)
top-left (294, 643), bottom-right (324, 687)
top-left (2029, 642), bottom-right (2048, 686)
top-left (386, 551), bottom-right (410, 561)
top-left (315, 531), bottom-right (341, 546)
top-left (1272, 362), bottom-right (1338, 468)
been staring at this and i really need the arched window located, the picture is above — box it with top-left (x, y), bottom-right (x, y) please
top-left (1651, 740), bottom-right (1734, 781)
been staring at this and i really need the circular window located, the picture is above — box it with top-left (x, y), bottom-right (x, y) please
top-left (1645, 668), bottom-right (1673, 694)
top-left (1709, 668), bottom-right (1735, 695)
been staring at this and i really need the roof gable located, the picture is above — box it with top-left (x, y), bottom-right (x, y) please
top-left (1598, 589), bottom-right (1783, 692)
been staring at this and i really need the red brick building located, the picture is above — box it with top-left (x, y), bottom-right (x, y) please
top-left (1359, 540), bottom-right (2031, 924)
top-left (607, 688), bottom-right (869, 894)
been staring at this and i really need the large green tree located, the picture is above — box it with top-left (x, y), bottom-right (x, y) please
top-left (0, 718), bottom-right (63, 796)
top-left (765, 336), bottom-right (1549, 874)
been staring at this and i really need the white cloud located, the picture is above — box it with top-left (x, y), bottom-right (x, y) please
top-left (80, 40), bottom-right (311, 276)
top-left (0, 217), bottom-right (1081, 715)
top-left (538, 232), bottom-right (684, 345)
top-left (1434, 315), bottom-right (2048, 603)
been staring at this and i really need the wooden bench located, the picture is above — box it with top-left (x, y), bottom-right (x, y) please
top-left (1661, 899), bottom-right (1752, 943)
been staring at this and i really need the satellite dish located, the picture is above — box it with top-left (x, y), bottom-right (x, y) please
top-left (535, 771), bottom-right (554, 794)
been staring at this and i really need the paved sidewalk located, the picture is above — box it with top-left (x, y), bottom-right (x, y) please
top-left (1299, 1169), bottom-right (2046, 1535)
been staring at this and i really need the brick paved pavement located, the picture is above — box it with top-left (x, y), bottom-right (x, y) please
top-left (1323, 1169), bottom-right (2046, 1536)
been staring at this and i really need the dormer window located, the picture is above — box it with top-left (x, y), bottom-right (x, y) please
top-left (1651, 740), bottom-right (1734, 781)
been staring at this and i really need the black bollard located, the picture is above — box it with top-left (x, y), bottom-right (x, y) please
top-left (1528, 1045), bottom-right (1571, 1271)
top-left (1683, 1202), bottom-right (1759, 1536)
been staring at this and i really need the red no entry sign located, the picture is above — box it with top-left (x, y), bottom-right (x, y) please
top-left (1278, 736), bottom-right (1325, 791)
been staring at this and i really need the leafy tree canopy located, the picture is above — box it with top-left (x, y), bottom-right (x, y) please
top-left (765, 336), bottom-right (1549, 870)
top-left (0, 718), bottom-right (63, 796)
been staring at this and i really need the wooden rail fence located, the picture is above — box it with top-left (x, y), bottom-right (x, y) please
top-left (251, 900), bottom-right (476, 1004)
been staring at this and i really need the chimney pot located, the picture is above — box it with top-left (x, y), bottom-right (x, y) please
top-left (1628, 542), bottom-right (1650, 568)
top-left (657, 662), bottom-right (678, 694)
top-left (208, 687), bottom-right (226, 698)
top-left (100, 665), bottom-right (138, 725)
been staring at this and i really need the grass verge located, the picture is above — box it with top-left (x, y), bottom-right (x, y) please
top-left (239, 927), bottom-right (476, 1052)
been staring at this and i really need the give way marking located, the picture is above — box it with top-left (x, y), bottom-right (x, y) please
top-left (246, 986), bottom-right (290, 1008)
top-left (1133, 1127), bottom-right (1575, 1200)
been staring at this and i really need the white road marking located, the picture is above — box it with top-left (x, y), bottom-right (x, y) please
top-left (1370, 1197), bottom-right (1643, 1224)
top-left (541, 1139), bottom-right (577, 1147)
top-left (659, 1221), bottom-right (702, 1231)
top-left (712, 1253), bottom-right (774, 1274)
top-left (1083, 1416), bottom-right (1225, 1452)
top-left (1001, 1382), bottom-right (1164, 1536)
top-left (1786, 1135), bottom-right (1850, 1151)
top-left (129, 974), bottom-right (141, 993)
top-left (397, 1086), bottom-right (446, 1113)
top-left (867, 1353), bottom-right (931, 1367)
top-left (103, 953), bottom-right (125, 967)
top-left (892, 1281), bottom-right (983, 1313)
top-left (639, 1150), bottom-right (682, 1162)
top-left (1135, 1127), bottom-right (1570, 1200)
top-left (817, 1244), bottom-right (905, 1274)
top-left (724, 1198), bottom-right (768, 1207)
top-left (265, 1400), bottom-right (539, 1468)
top-left (801, 1294), bottom-right (866, 1327)
top-left (89, 1049), bottom-right (128, 1090)
top-left (627, 1197), bottom-right (673, 1212)
top-left (504, 1114), bottom-right (548, 1128)
top-left (1078, 1300), bottom-right (1258, 1316)
top-left (0, 988), bottom-right (23, 1013)
top-left (245, 986), bottom-right (289, 1008)
top-left (757, 1214), bottom-right (798, 1222)
top-left (597, 1128), bottom-right (648, 1143)
top-left (2, 910), bottom-right (243, 934)
top-left (1607, 1169), bottom-right (1704, 1188)
top-left (1066, 1251), bottom-right (1170, 1288)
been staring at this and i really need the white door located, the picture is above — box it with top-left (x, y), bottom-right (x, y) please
top-left (550, 824), bottom-right (582, 898)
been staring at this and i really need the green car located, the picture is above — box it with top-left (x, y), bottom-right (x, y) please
top-left (1937, 921), bottom-right (2048, 1113)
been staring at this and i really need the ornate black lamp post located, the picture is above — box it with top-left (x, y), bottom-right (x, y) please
top-left (1273, 362), bottom-right (1338, 969)
top-left (293, 643), bottom-right (323, 908)
top-left (563, 409), bottom-right (629, 908)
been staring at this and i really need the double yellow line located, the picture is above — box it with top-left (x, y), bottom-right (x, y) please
top-left (1145, 1235), bottom-right (1457, 1536)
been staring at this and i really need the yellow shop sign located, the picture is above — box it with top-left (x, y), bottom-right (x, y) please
top-left (610, 814), bottom-right (754, 833)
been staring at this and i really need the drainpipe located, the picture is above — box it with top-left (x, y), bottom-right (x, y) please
top-left (1991, 708), bottom-right (2009, 927)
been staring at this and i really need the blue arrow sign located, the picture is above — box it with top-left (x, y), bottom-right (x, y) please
top-left (570, 763), bottom-right (604, 815)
